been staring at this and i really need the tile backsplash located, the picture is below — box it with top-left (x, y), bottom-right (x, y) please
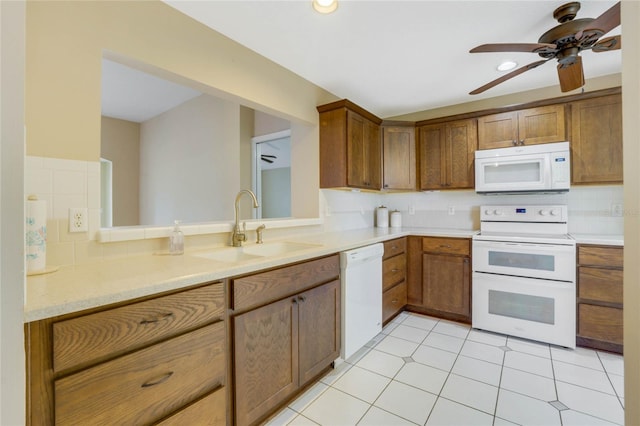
top-left (26, 155), bottom-right (623, 268)
top-left (321, 185), bottom-right (624, 236)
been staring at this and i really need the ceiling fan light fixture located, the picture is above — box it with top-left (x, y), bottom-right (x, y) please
top-left (313, 0), bottom-right (338, 14)
top-left (497, 60), bottom-right (518, 72)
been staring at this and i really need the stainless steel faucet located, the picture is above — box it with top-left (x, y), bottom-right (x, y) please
top-left (231, 189), bottom-right (259, 247)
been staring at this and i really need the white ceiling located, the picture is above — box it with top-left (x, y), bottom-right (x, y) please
top-left (162, 0), bottom-right (621, 118)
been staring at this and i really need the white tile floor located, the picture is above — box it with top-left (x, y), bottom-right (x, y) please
top-left (266, 312), bottom-right (625, 426)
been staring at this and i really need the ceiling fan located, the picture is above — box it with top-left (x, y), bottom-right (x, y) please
top-left (261, 154), bottom-right (277, 164)
top-left (469, 1), bottom-right (621, 95)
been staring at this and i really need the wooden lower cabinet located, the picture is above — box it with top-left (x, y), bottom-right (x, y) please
top-left (577, 244), bottom-right (623, 353)
top-left (26, 282), bottom-right (227, 426)
top-left (231, 256), bottom-right (340, 426)
top-left (407, 237), bottom-right (471, 322)
top-left (422, 253), bottom-right (470, 318)
top-left (382, 238), bottom-right (408, 324)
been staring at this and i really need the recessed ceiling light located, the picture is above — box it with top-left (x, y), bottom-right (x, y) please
top-left (497, 61), bottom-right (518, 72)
top-left (313, 0), bottom-right (338, 14)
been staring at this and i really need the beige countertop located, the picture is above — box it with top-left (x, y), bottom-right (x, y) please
top-left (570, 233), bottom-right (624, 246)
top-left (25, 227), bottom-right (478, 323)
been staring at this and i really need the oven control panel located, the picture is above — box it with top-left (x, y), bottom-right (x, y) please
top-left (480, 205), bottom-right (568, 223)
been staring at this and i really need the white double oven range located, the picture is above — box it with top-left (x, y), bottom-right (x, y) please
top-left (472, 205), bottom-right (576, 349)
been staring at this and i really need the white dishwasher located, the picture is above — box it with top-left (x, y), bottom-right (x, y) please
top-left (340, 243), bottom-right (384, 360)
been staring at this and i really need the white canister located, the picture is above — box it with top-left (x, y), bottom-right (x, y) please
top-left (390, 210), bottom-right (402, 228)
top-left (376, 206), bottom-right (389, 228)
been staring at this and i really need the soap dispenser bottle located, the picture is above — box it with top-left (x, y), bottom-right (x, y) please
top-left (169, 220), bottom-right (184, 255)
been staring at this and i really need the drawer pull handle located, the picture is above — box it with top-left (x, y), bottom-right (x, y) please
top-left (139, 312), bottom-right (174, 325)
top-left (391, 299), bottom-right (398, 304)
top-left (391, 268), bottom-right (399, 273)
top-left (141, 371), bottom-right (174, 388)
top-left (439, 244), bottom-right (451, 249)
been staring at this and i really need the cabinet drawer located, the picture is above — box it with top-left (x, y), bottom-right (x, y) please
top-left (157, 387), bottom-right (226, 426)
top-left (383, 254), bottom-right (406, 291)
top-left (383, 238), bottom-right (406, 260)
top-left (578, 304), bottom-right (623, 345)
top-left (579, 267), bottom-right (623, 305)
top-left (578, 245), bottom-right (623, 268)
top-left (383, 282), bottom-right (407, 323)
top-left (422, 237), bottom-right (470, 256)
top-left (53, 283), bottom-right (224, 373)
top-left (232, 255), bottom-right (339, 312)
top-left (55, 322), bottom-right (225, 425)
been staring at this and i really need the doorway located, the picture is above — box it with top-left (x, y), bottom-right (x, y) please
top-left (252, 130), bottom-right (291, 219)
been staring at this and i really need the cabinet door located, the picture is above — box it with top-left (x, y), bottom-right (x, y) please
top-left (298, 280), bottom-right (341, 385)
top-left (383, 126), bottom-right (416, 190)
top-left (446, 119), bottom-right (477, 189)
top-left (234, 297), bottom-right (298, 426)
top-left (406, 236), bottom-right (424, 305)
top-left (570, 95), bottom-right (622, 184)
top-left (477, 111), bottom-right (518, 150)
top-left (347, 110), bottom-right (381, 189)
top-left (418, 124), bottom-right (446, 190)
top-left (518, 104), bottom-right (566, 145)
top-left (422, 253), bottom-right (470, 317)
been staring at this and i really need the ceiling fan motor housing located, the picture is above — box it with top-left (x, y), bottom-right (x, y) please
top-left (537, 18), bottom-right (603, 60)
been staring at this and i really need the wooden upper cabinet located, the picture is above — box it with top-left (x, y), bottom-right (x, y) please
top-left (318, 100), bottom-right (382, 190)
top-left (382, 125), bottom-right (416, 190)
top-left (418, 119), bottom-right (477, 190)
top-left (477, 104), bottom-right (566, 149)
top-left (570, 94), bottom-right (623, 184)
top-left (348, 110), bottom-right (381, 188)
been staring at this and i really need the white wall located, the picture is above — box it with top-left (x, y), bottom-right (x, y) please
top-left (140, 94), bottom-right (240, 225)
top-left (0, 1), bottom-right (26, 424)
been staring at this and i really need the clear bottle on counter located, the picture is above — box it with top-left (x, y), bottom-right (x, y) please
top-left (169, 220), bottom-right (184, 255)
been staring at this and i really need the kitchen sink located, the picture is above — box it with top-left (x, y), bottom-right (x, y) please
top-left (193, 249), bottom-right (263, 263)
top-left (192, 241), bottom-right (322, 263)
top-left (242, 241), bottom-right (323, 257)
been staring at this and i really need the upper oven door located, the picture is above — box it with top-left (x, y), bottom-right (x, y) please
top-left (475, 152), bottom-right (551, 193)
top-left (472, 240), bottom-right (575, 282)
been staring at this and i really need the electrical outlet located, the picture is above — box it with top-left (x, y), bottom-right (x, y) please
top-left (448, 206), bottom-right (455, 215)
top-left (408, 205), bottom-right (415, 215)
top-left (611, 203), bottom-right (623, 217)
top-left (69, 208), bottom-right (88, 232)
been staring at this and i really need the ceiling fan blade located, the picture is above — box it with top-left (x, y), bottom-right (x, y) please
top-left (469, 60), bottom-right (549, 95)
top-left (470, 43), bottom-right (557, 54)
top-left (557, 57), bottom-right (585, 92)
top-left (592, 35), bottom-right (621, 52)
top-left (576, 1), bottom-right (620, 40)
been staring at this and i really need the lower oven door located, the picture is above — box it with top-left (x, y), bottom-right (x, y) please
top-left (472, 272), bottom-right (576, 348)
top-left (473, 240), bottom-right (575, 282)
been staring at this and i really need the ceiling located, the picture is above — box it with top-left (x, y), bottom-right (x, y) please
top-left (162, 0), bottom-right (621, 119)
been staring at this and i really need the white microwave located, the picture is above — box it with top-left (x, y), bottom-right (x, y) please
top-left (475, 142), bottom-right (570, 194)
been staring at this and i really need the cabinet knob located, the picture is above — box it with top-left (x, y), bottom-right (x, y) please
top-left (512, 140), bottom-right (518, 146)
top-left (298, 296), bottom-right (306, 302)
top-left (519, 139), bottom-right (525, 145)
top-left (292, 298), bottom-right (298, 304)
